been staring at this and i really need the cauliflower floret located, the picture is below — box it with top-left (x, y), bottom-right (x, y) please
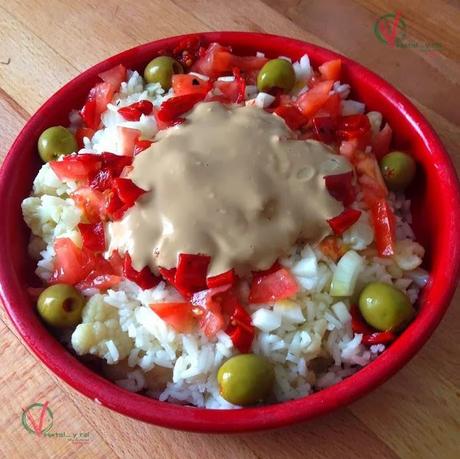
top-left (32, 162), bottom-right (76, 197)
top-left (394, 239), bottom-right (425, 271)
top-left (22, 195), bottom-right (82, 245)
top-left (71, 294), bottom-right (133, 364)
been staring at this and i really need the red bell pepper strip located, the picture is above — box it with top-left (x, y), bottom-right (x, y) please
top-left (362, 331), bottom-right (396, 346)
top-left (336, 114), bottom-right (371, 141)
top-left (156, 93), bottom-right (206, 124)
top-left (225, 305), bottom-right (254, 353)
top-left (175, 253), bottom-right (211, 297)
top-left (206, 269), bottom-right (237, 289)
top-left (123, 253), bottom-right (160, 290)
top-left (78, 222), bottom-right (106, 252)
top-left (118, 100), bottom-right (154, 121)
top-left (274, 105), bottom-right (309, 130)
top-left (312, 116), bottom-right (339, 143)
top-left (134, 139), bottom-right (153, 155)
top-left (324, 171), bottom-right (356, 206)
top-left (112, 178), bottom-right (146, 206)
top-left (350, 305), bottom-right (396, 346)
top-left (370, 198), bottom-right (396, 256)
top-left (327, 208), bottom-right (361, 235)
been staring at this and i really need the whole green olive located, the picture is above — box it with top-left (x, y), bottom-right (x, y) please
top-left (257, 58), bottom-right (296, 93)
top-left (38, 126), bottom-right (78, 163)
top-left (37, 284), bottom-right (85, 328)
top-left (217, 354), bottom-right (275, 405)
top-left (144, 56), bottom-right (184, 90)
top-left (359, 282), bottom-right (414, 332)
top-left (380, 151), bottom-right (416, 191)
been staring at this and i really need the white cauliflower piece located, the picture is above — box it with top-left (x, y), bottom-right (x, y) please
top-left (71, 294), bottom-right (133, 364)
top-left (394, 239), bottom-right (425, 271)
top-left (22, 195), bottom-right (82, 245)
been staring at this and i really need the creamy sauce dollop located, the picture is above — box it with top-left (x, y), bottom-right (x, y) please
top-left (108, 102), bottom-right (351, 276)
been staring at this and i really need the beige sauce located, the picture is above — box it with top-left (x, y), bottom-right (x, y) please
top-left (108, 102), bottom-right (351, 276)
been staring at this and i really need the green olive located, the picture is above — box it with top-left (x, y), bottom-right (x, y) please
top-left (37, 284), bottom-right (85, 328)
top-left (257, 58), bottom-right (296, 93)
top-left (144, 56), bottom-right (184, 90)
top-left (359, 282), bottom-right (414, 332)
top-left (38, 126), bottom-right (78, 162)
top-left (217, 354), bottom-right (274, 405)
top-left (380, 151), bottom-right (416, 191)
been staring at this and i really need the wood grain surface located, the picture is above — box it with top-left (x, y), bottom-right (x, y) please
top-left (0, 1), bottom-right (459, 458)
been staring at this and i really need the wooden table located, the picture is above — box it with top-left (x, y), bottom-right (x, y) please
top-left (1, 1), bottom-right (459, 457)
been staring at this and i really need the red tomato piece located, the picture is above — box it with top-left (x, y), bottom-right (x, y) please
top-left (76, 274), bottom-right (121, 292)
top-left (75, 127), bottom-right (95, 150)
top-left (98, 64), bottom-right (127, 90)
top-left (370, 198), bottom-right (396, 257)
top-left (123, 253), bottom-right (160, 290)
top-left (175, 253), bottom-right (211, 298)
top-left (71, 187), bottom-right (107, 223)
top-left (327, 208), bottom-right (361, 235)
top-left (337, 114), bottom-right (371, 141)
top-left (362, 331), bottom-right (396, 346)
top-left (50, 238), bottom-right (92, 285)
top-left (316, 93), bottom-right (341, 118)
top-left (296, 80), bottom-right (334, 118)
top-left (81, 82), bottom-right (116, 129)
top-left (112, 177), bottom-right (146, 206)
top-left (50, 154), bottom-right (102, 182)
top-left (172, 74), bottom-right (212, 96)
top-left (118, 100), bottom-right (154, 121)
top-left (134, 139), bottom-right (153, 155)
top-left (78, 222), bottom-right (106, 252)
top-left (225, 305), bottom-right (254, 353)
top-left (273, 105), bottom-right (308, 130)
top-left (318, 59), bottom-right (342, 81)
top-left (206, 269), bottom-right (237, 289)
top-left (312, 116), bottom-right (339, 143)
top-left (156, 93), bottom-right (207, 124)
top-left (249, 267), bottom-right (298, 304)
top-left (108, 250), bottom-right (124, 276)
top-left (371, 123), bottom-right (392, 160)
top-left (117, 126), bottom-right (141, 156)
top-left (150, 302), bottom-right (195, 333)
top-left (324, 171), bottom-right (356, 206)
top-left (171, 35), bottom-right (203, 69)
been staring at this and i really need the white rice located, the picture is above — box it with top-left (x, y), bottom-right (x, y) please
top-left (21, 53), bottom-right (427, 409)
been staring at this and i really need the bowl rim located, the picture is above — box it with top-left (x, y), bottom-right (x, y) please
top-left (1, 31), bottom-right (459, 433)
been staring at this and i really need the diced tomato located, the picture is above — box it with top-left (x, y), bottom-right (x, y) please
top-left (249, 267), bottom-right (298, 304)
top-left (225, 305), bottom-right (254, 353)
top-left (172, 74), bottom-right (212, 97)
top-left (118, 100), bottom-right (154, 121)
top-left (312, 116), bottom-right (339, 143)
top-left (191, 285), bottom-right (238, 337)
top-left (123, 253), bottom-right (160, 290)
top-left (71, 187), bottom-right (107, 223)
top-left (50, 238), bottom-right (92, 285)
top-left (150, 302), bottom-right (195, 333)
top-left (206, 269), bottom-right (237, 289)
top-left (274, 105), bottom-right (308, 130)
top-left (296, 80), bottom-right (334, 118)
top-left (156, 93), bottom-right (207, 125)
top-left (76, 274), bottom-right (121, 292)
top-left (75, 127), bottom-right (95, 150)
top-left (171, 35), bottom-right (203, 69)
top-left (88, 152), bottom-right (133, 192)
top-left (319, 235), bottom-right (348, 262)
top-left (337, 114), bottom-right (371, 141)
top-left (370, 198), bottom-right (396, 256)
top-left (81, 82), bottom-right (116, 129)
top-left (78, 222), bottom-right (105, 252)
top-left (108, 250), bottom-right (124, 276)
top-left (318, 59), bottom-right (342, 81)
top-left (213, 68), bottom-right (246, 104)
top-left (252, 261), bottom-right (282, 281)
top-left (174, 253), bottom-right (211, 298)
top-left (327, 208), bottom-right (361, 235)
top-left (50, 154), bottom-right (102, 182)
top-left (371, 123), bottom-right (392, 160)
top-left (112, 178), bottom-right (146, 206)
top-left (324, 171), bottom-right (356, 206)
top-left (117, 126), bottom-right (141, 156)
top-left (134, 139), bottom-right (153, 156)
top-left (98, 64), bottom-right (127, 90)
top-left (158, 266), bottom-right (176, 284)
top-left (106, 191), bottom-right (128, 220)
top-left (314, 93), bottom-right (341, 118)
top-left (192, 42), bottom-right (267, 78)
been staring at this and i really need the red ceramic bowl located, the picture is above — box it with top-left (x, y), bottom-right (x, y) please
top-left (1, 32), bottom-right (459, 433)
